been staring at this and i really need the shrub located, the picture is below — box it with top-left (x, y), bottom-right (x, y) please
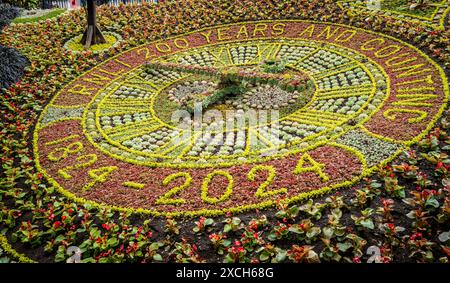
top-left (1, 0), bottom-right (38, 9)
top-left (0, 4), bottom-right (20, 31)
top-left (261, 58), bottom-right (287, 74)
top-left (0, 46), bottom-right (29, 89)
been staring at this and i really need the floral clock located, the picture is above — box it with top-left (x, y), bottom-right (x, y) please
top-left (34, 20), bottom-right (449, 217)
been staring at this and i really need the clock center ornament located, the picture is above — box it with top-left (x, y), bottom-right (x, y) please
top-left (34, 21), bottom-right (449, 217)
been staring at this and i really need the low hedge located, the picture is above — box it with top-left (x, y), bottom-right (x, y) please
top-left (0, 46), bottom-right (29, 89)
top-left (0, 4), bottom-right (20, 30)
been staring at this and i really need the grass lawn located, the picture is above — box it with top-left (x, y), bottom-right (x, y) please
top-left (12, 8), bottom-right (66, 24)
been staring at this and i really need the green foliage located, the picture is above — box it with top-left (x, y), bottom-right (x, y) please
top-left (209, 232), bottom-right (231, 255)
top-left (0, 4), bottom-right (20, 30)
top-left (192, 217), bottom-right (215, 233)
top-left (3, 0), bottom-right (39, 9)
top-left (256, 244), bottom-right (287, 263)
top-left (267, 223), bottom-right (290, 241)
top-left (165, 217), bottom-right (180, 235)
top-left (299, 199), bottom-right (327, 220)
top-left (275, 203), bottom-right (299, 220)
top-left (351, 208), bottom-right (375, 230)
top-left (223, 240), bottom-right (248, 263)
top-left (288, 219), bottom-right (321, 243)
top-left (320, 233), bottom-right (367, 263)
top-left (261, 58), bottom-right (287, 73)
top-left (350, 184), bottom-right (380, 208)
top-left (170, 238), bottom-right (205, 263)
top-left (187, 79), bottom-right (248, 114)
top-left (322, 208), bottom-right (346, 240)
top-left (240, 229), bottom-right (264, 252)
top-left (222, 217), bottom-right (243, 233)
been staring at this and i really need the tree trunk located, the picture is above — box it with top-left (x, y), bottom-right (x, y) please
top-left (80, 0), bottom-right (106, 49)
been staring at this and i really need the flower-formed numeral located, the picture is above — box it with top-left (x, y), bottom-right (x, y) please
top-left (247, 165), bottom-right (287, 198)
top-left (82, 166), bottom-right (118, 192)
top-left (58, 154), bottom-right (98, 180)
top-left (201, 170), bottom-right (234, 204)
top-left (155, 172), bottom-right (192, 205)
top-left (47, 141), bottom-right (83, 162)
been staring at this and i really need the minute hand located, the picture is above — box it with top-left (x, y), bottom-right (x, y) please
top-left (144, 61), bottom-right (310, 91)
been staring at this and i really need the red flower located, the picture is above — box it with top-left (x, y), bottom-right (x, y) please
top-left (428, 31), bottom-right (439, 36)
top-left (48, 213), bottom-right (55, 221)
top-left (53, 221), bottom-right (62, 229)
top-left (12, 211), bottom-right (22, 218)
top-left (410, 232), bottom-right (423, 241)
top-left (61, 215), bottom-right (67, 222)
top-left (248, 222), bottom-right (258, 231)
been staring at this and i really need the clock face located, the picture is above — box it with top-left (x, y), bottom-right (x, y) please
top-left (84, 39), bottom-right (387, 168)
top-left (34, 21), bottom-right (448, 216)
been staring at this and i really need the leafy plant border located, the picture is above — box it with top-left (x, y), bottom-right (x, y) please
top-left (0, 235), bottom-right (35, 263)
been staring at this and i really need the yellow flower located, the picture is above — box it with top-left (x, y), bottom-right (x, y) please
top-left (283, 73), bottom-right (292, 80)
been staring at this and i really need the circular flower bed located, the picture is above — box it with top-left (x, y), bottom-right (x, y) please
top-left (34, 20), bottom-right (448, 217)
top-left (63, 32), bottom-right (122, 54)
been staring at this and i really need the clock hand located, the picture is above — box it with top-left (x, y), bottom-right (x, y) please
top-left (144, 61), bottom-right (311, 93)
